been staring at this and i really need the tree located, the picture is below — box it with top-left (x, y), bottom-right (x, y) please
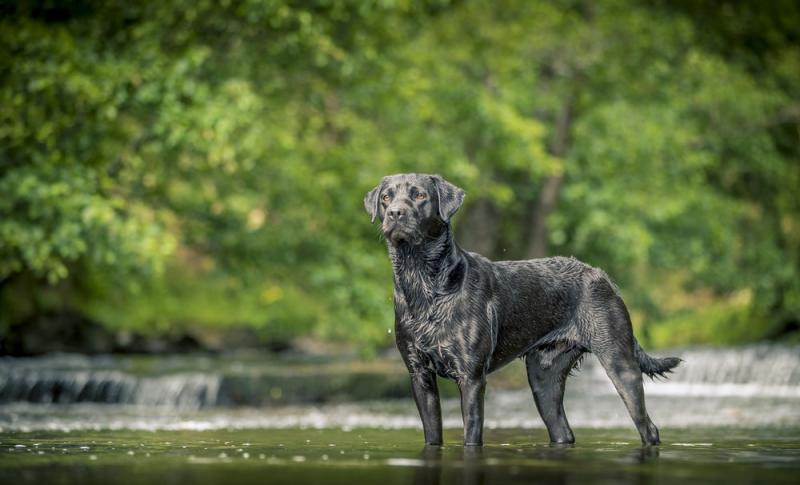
top-left (1, 0), bottom-right (797, 353)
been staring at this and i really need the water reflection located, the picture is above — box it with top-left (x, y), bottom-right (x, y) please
top-left (412, 442), bottom-right (660, 485)
top-left (461, 446), bottom-right (486, 485)
top-left (0, 428), bottom-right (798, 485)
top-left (412, 445), bottom-right (488, 485)
top-left (413, 445), bottom-right (441, 485)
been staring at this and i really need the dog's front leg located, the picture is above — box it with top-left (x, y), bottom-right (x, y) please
top-left (458, 375), bottom-right (486, 446)
top-left (410, 369), bottom-right (443, 445)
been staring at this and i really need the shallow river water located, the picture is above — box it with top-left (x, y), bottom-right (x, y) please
top-left (1, 345), bottom-right (799, 483)
top-left (2, 427), bottom-right (799, 484)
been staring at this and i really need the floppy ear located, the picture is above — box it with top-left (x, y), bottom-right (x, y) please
top-left (364, 180), bottom-right (384, 223)
top-left (431, 175), bottom-right (465, 223)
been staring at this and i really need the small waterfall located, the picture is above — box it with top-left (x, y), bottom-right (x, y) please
top-left (580, 344), bottom-right (800, 383)
top-left (0, 355), bottom-right (221, 410)
top-left (0, 345), bottom-right (798, 431)
top-left (1, 344), bottom-right (798, 410)
top-left (579, 344), bottom-right (800, 398)
top-left (664, 345), bottom-right (800, 386)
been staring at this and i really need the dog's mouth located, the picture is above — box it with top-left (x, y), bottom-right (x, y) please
top-left (383, 225), bottom-right (420, 246)
top-left (391, 233), bottom-right (413, 245)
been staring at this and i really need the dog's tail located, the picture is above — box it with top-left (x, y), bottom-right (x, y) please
top-left (634, 342), bottom-right (682, 379)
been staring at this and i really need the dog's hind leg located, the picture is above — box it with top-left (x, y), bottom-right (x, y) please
top-left (594, 345), bottom-right (660, 445)
top-left (590, 297), bottom-right (661, 445)
top-left (525, 345), bottom-right (584, 444)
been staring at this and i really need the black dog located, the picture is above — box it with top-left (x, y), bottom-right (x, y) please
top-left (365, 173), bottom-right (681, 447)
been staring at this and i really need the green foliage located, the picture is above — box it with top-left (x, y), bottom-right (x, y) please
top-left (1, 0), bottom-right (798, 352)
top-left (649, 292), bottom-right (767, 348)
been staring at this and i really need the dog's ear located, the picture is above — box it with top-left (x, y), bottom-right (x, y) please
top-left (431, 175), bottom-right (465, 223)
top-left (364, 179), bottom-right (385, 223)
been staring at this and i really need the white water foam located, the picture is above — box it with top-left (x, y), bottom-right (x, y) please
top-left (1, 345), bottom-right (799, 432)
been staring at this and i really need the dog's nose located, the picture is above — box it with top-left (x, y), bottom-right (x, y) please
top-left (387, 208), bottom-right (407, 220)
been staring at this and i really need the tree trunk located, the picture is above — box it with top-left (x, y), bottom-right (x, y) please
top-left (525, 94), bottom-right (575, 259)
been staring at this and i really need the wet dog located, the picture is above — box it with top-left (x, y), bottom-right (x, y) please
top-left (364, 173), bottom-right (681, 446)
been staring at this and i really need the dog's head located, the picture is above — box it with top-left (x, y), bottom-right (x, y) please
top-left (364, 173), bottom-right (465, 246)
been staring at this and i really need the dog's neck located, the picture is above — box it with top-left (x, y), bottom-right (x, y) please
top-left (388, 226), bottom-right (464, 306)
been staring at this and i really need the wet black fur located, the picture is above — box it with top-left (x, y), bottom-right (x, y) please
top-left (364, 173), bottom-right (681, 447)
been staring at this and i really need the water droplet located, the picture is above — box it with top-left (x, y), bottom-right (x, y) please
top-left (14, 445), bottom-right (26, 449)
top-left (89, 455), bottom-right (97, 461)
top-left (128, 451), bottom-right (135, 456)
top-left (322, 454), bottom-right (328, 460)
top-left (242, 452), bottom-right (250, 459)
top-left (259, 454), bottom-right (266, 459)
top-left (363, 453), bottom-right (370, 460)
top-left (292, 456), bottom-right (306, 462)
top-left (79, 446), bottom-right (90, 451)
top-left (328, 444), bottom-right (336, 447)
top-left (218, 452), bottom-right (228, 458)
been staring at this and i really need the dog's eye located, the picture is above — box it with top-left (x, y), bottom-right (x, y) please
top-left (416, 193), bottom-right (426, 200)
top-left (382, 194), bottom-right (391, 202)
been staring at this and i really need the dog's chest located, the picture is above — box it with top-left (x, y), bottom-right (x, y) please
top-left (400, 306), bottom-right (469, 379)
top-left (393, 262), bottom-right (491, 380)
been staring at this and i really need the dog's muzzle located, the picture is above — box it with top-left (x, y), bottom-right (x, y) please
top-left (383, 222), bottom-right (419, 245)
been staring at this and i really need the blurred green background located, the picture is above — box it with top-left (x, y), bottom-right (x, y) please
top-left (1, 0), bottom-right (798, 356)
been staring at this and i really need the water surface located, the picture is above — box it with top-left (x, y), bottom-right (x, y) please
top-left (2, 427), bottom-right (798, 484)
top-left (1, 345), bottom-right (799, 483)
